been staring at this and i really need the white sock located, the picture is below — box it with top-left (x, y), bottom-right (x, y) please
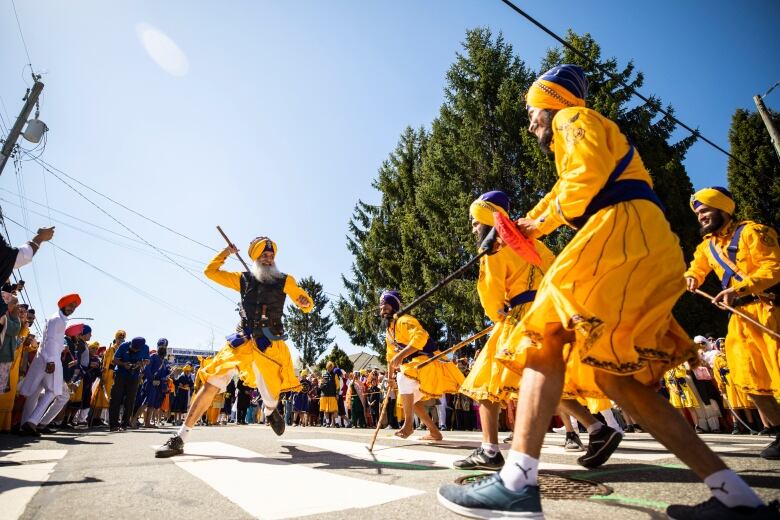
top-left (570, 416), bottom-right (578, 429)
top-left (177, 425), bottom-right (192, 442)
top-left (481, 442), bottom-right (499, 457)
top-left (586, 421), bottom-right (604, 434)
top-left (601, 409), bottom-right (623, 433)
top-left (704, 469), bottom-right (763, 508)
top-left (498, 451), bottom-right (538, 491)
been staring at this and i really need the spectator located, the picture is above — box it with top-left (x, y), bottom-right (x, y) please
top-left (108, 337), bottom-right (150, 431)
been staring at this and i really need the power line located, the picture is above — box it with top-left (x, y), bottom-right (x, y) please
top-left (0, 188), bottom-right (207, 267)
top-left (9, 0), bottom-right (33, 70)
top-left (40, 163), bottom-right (65, 291)
top-left (35, 158), bottom-right (236, 304)
top-left (498, 0), bottom-right (748, 168)
top-left (762, 81), bottom-right (780, 100)
top-left (1, 213), bottom-right (225, 331)
top-left (32, 156), bottom-right (223, 253)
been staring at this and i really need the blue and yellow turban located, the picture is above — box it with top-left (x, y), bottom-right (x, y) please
top-left (379, 290), bottom-right (402, 313)
top-left (248, 237), bottom-right (277, 261)
top-left (526, 64), bottom-right (588, 110)
top-left (470, 191), bottom-right (510, 227)
top-left (690, 186), bottom-right (735, 215)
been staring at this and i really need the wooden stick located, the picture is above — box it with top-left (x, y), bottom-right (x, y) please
top-left (216, 225), bottom-right (251, 272)
top-left (415, 325), bottom-right (493, 370)
top-left (695, 289), bottom-right (780, 340)
top-left (368, 377), bottom-right (395, 452)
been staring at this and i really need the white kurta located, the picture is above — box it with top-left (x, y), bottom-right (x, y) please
top-left (19, 310), bottom-right (68, 397)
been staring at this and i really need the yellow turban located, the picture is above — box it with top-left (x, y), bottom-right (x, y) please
top-left (526, 65), bottom-right (588, 110)
top-left (300, 369), bottom-right (309, 377)
top-left (690, 187), bottom-right (735, 215)
top-left (470, 191), bottom-right (510, 227)
top-left (183, 364), bottom-right (193, 373)
top-left (88, 341), bottom-right (100, 350)
top-left (115, 329), bottom-right (126, 339)
top-left (248, 237), bottom-right (277, 261)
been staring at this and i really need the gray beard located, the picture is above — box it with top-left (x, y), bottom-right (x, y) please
top-left (250, 261), bottom-right (283, 283)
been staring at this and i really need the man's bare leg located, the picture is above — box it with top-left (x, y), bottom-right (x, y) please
top-left (479, 401), bottom-right (500, 444)
top-left (749, 394), bottom-right (780, 427)
top-left (414, 400), bottom-right (442, 440)
top-left (596, 371), bottom-right (764, 510)
top-left (559, 399), bottom-right (599, 429)
top-left (396, 393), bottom-right (415, 437)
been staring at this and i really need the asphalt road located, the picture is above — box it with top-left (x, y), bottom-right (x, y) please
top-left (1, 423), bottom-right (778, 519)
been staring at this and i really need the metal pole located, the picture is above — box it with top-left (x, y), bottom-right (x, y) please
top-left (753, 94), bottom-right (780, 160)
top-left (0, 80), bottom-right (44, 177)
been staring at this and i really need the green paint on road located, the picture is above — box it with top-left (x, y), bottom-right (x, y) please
top-left (374, 460), bottom-right (442, 471)
top-left (569, 462), bottom-right (687, 479)
top-left (590, 494), bottom-right (668, 509)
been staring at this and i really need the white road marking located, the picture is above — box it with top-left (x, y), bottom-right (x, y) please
top-left (0, 450), bottom-right (67, 520)
top-left (162, 442), bottom-right (424, 519)
top-left (289, 437), bottom-right (581, 471)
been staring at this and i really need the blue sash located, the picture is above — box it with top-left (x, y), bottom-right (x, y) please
top-left (570, 144), bottom-right (665, 229)
top-left (507, 290), bottom-right (537, 309)
top-left (708, 223), bottom-right (746, 289)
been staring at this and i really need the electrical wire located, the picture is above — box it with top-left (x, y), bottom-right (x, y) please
top-left (40, 162), bottom-right (64, 291)
top-left (32, 156), bottom-right (225, 254)
top-left (762, 81), bottom-right (780, 100)
top-left (1, 213), bottom-right (225, 331)
top-left (498, 0), bottom-right (748, 168)
top-left (10, 0), bottom-right (33, 70)
top-left (35, 158), bottom-right (236, 304)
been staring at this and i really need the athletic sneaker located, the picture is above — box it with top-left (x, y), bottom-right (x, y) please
top-left (503, 433), bottom-right (513, 443)
top-left (452, 447), bottom-right (505, 471)
top-left (564, 431), bottom-right (585, 452)
top-left (155, 435), bottom-right (184, 458)
top-left (437, 473), bottom-right (543, 519)
top-left (552, 425), bottom-right (567, 434)
top-left (267, 409), bottom-right (286, 436)
top-left (666, 497), bottom-right (780, 519)
top-left (760, 434), bottom-right (780, 460)
top-left (577, 425), bottom-right (622, 468)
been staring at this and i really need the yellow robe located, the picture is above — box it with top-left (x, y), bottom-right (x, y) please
top-left (463, 241), bottom-right (552, 403)
top-left (684, 220), bottom-right (780, 396)
top-left (509, 106), bottom-right (695, 393)
top-left (92, 343), bottom-right (118, 409)
top-left (711, 352), bottom-right (754, 409)
top-left (386, 314), bottom-right (464, 401)
top-left (197, 250), bottom-right (308, 395)
top-left (665, 366), bottom-right (699, 409)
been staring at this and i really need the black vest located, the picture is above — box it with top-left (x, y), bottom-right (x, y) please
top-left (239, 272), bottom-right (288, 337)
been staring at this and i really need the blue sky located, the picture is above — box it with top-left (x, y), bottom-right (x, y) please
top-left (1, 1), bottom-right (778, 357)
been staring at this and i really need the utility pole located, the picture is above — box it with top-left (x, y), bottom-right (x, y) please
top-left (754, 94), bottom-right (780, 160)
top-left (0, 79), bottom-right (44, 177)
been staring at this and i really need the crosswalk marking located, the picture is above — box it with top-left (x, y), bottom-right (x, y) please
top-left (288, 437), bottom-right (581, 471)
top-left (0, 449), bottom-right (68, 520)
top-left (164, 442), bottom-right (424, 519)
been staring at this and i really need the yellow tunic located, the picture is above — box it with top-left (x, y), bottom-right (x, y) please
top-left (684, 220), bottom-right (780, 396)
top-left (464, 242), bottom-right (552, 403)
top-left (92, 343), bottom-right (118, 409)
top-left (386, 314), bottom-right (464, 401)
top-left (711, 352), bottom-right (754, 409)
top-left (197, 250), bottom-right (309, 395)
top-left (509, 106), bottom-right (695, 392)
top-left (665, 366), bottom-right (699, 409)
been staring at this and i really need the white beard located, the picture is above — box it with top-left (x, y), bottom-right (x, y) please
top-left (250, 261), bottom-right (283, 283)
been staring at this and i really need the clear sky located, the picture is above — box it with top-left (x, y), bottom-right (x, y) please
top-left (1, 1), bottom-right (778, 357)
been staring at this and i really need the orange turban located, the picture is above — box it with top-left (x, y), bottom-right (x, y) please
top-left (526, 64), bottom-right (588, 110)
top-left (58, 293), bottom-right (81, 309)
top-left (248, 237), bottom-right (277, 261)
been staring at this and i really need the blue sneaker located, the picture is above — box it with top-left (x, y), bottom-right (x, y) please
top-left (437, 473), bottom-right (543, 519)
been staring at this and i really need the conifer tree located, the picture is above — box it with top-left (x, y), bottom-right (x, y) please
top-left (284, 276), bottom-right (334, 367)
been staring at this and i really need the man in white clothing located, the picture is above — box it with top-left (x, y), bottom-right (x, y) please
top-left (19, 293), bottom-right (81, 436)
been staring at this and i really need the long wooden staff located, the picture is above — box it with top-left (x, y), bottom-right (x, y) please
top-left (695, 289), bottom-right (780, 340)
top-left (394, 251), bottom-right (488, 319)
top-left (367, 376), bottom-right (396, 452)
top-left (215, 226), bottom-right (282, 368)
top-left (415, 325), bottom-right (493, 370)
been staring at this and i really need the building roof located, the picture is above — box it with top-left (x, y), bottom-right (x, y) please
top-left (348, 352), bottom-right (384, 371)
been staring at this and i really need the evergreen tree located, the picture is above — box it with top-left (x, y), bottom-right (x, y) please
top-left (316, 343), bottom-right (354, 373)
top-left (337, 27), bottom-right (726, 353)
top-left (284, 276), bottom-right (334, 367)
top-left (727, 108), bottom-right (780, 230)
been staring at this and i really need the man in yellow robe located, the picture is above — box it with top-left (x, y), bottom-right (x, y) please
top-left (685, 186), bottom-right (780, 459)
top-left (382, 290), bottom-right (464, 441)
top-left (91, 330), bottom-right (125, 423)
top-left (156, 236), bottom-right (311, 457)
top-left (438, 65), bottom-right (773, 520)
top-left (454, 191), bottom-right (554, 470)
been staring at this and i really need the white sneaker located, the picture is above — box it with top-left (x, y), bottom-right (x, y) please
top-left (552, 426), bottom-right (566, 434)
